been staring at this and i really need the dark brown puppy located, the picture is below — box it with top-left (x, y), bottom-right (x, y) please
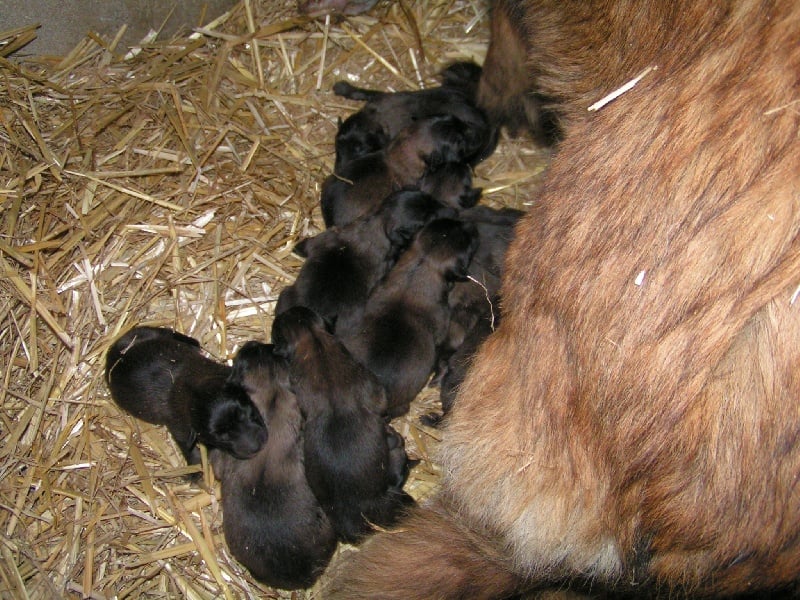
top-left (430, 205), bottom-right (523, 420)
top-left (210, 341), bottom-right (338, 590)
top-left (333, 61), bottom-right (496, 171)
top-left (276, 189), bottom-right (453, 328)
top-left (444, 205), bottom-right (523, 347)
top-left (322, 114), bottom-right (489, 228)
top-left (326, 1), bottom-right (800, 598)
top-left (105, 326), bottom-right (266, 465)
top-left (417, 162), bottom-right (482, 211)
top-left (271, 306), bottom-right (415, 544)
top-left (337, 218), bottom-right (479, 418)
top-left (433, 309), bottom-right (496, 427)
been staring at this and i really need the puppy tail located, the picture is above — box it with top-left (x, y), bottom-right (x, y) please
top-left (322, 497), bottom-right (524, 599)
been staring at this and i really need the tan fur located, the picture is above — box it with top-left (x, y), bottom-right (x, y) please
top-left (325, 0), bottom-right (800, 597)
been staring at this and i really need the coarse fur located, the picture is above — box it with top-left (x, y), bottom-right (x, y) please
top-left (276, 189), bottom-right (453, 328)
top-left (322, 114), bottom-right (492, 228)
top-left (211, 341), bottom-right (338, 589)
top-left (271, 307), bottom-right (415, 543)
top-left (337, 219), bottom-right (479, 418)
top-left (325, 0), bottom-right (800, 597)
top-left (333, 61), bottom-right (497, 171)
top-left (105, 326), bottom-right (266, 465)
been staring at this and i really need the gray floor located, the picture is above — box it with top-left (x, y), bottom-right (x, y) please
top-left (1, 0), bottom-right (239, 56)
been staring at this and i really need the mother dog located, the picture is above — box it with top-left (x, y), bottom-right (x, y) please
top-left (326, 0), bottom-right (800, 597)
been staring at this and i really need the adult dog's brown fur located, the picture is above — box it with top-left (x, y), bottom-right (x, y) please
top-left (324, 0), bottom-right (800, 597)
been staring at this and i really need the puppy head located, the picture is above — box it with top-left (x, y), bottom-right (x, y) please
top-left (271, 306), bottom-right (328, 360)
top-left (335, 111), bottom-right (389, 171)
top-left (382, 189), bottom-right (456, 247)
top-left (416, 218), bottom-right (479, 281)
top-left (421, 113), bottom-right (498, 168)
top-left (228, 340), bottom-right (292, 403)
top-left (418, 162), bottom-right (482, 209)
top-left (203, 390), bottom-right (267, 459)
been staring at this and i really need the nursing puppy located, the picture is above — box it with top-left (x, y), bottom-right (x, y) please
top-left (276, 189), bottom-right (453, 328)
top-left (435, 309), bottom-right (496, 426)
top-left (426, 206), bottom-right (522, 424)
top-left (439, 206), bottom-right (522, 356)
top-left (322, 114), bottom-right (490, 228)
top-left (271, 306), bottom-right (414, 543)
top-left (333, 61), bottom-right (496, 171)
top-left (210, 341), bottom-right (338, 590)
top-left (326, 0), bottom-right (800, 597)
top-left (337, 218), bottom-right (479, 418)
top-left (105, 326), bottom-right (266, 465)
top-left (445, 206), bottom-right (523, 336)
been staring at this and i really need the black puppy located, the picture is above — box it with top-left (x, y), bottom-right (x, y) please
top-left (426, 206), bottom-right (523, 424)
top-left (337, 218), bottom-right (479, 418)
top-left (333, 61), bottom-right (497, 171)
top-left (105, 326), bottom-right (267, 465)
top-left (271, 307), bottom-right (415, 543)
top-left (276, 189), bottom-right (453, 328)
top-left (442, 205), bottom-right (522, 351)
top-left (210, 341), bottom-right (338, 590)
top-left (322, 114), bottom-right (486, 228)
top-left (418, 162), bottom-right (482, 210)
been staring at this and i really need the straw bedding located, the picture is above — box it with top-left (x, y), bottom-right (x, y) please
top-left (0, 1), bottom-right (547, 597)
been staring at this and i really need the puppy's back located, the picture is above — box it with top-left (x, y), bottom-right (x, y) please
top-left (105, 326), bottom-right (202, 424)
top-left (213, 341), bottom-right (338, 589)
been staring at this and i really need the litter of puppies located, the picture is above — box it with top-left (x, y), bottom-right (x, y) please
top-left (103, 59), bottom-right (520, 590)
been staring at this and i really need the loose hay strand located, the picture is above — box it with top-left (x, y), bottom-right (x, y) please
top-left (0, 2), bottom-right (548, 598)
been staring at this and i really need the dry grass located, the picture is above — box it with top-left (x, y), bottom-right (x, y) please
top-left (0, 1), bottom-right (548, 597)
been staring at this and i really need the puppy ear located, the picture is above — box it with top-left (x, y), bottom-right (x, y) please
top-left (293, 237), bottom-right (311, 257)
top-left (229, 340), bottom-right (263, 383)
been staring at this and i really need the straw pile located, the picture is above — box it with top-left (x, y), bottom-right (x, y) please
top-left (0, 1), bottom-right (548, 597)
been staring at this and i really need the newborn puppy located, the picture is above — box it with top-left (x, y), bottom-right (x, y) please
top-left (418, 162), bottom-right (482, 210)
top-left (446, 206), bottom-right (523, 334)
top-left (322, 114), bottom-right (486, 228)
top-left (423, 308), bottom-right (498, 428)
top-left (105, 326), bottom-right (267, 465)
top-left (337, 219), bottom-right (479, 417)
top-left (333, 61), bottom-right (496, 171)
top-left (271, 306), bottom-right (415, 543)
top-left (210, 341), bottom-right (338, 590)
top-left (426, 206), bottom-right (523, 424)
top-left (444, 205), bottom-right (523, 348)
top-left (276, 189), bottom-right (452, 328)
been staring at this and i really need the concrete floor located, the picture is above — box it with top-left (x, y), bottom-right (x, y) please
top-left (0, 0), bottom-right (239, 56)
